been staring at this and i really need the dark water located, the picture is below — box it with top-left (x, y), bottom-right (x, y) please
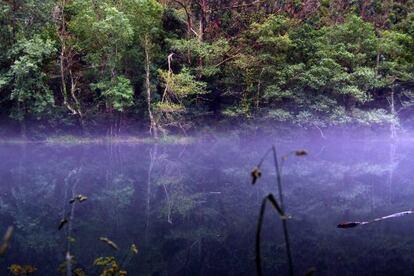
top-left (1, 134), bottom-right (414, 275)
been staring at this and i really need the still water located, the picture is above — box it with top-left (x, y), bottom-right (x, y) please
top-left (0, 134), bottom-right (414, 275)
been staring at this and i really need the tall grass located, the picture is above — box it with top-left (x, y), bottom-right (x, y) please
top-left (252, 146), bottom-right (307, 276)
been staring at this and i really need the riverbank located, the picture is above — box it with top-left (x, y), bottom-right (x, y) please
top-left (0, 134), bottom-right (197, 145)
top-left (0, 123), bottom-right (407, 145)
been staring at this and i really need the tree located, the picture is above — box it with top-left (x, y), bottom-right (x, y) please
top-left (377, 25), bottom-right (414, 138)
top-left (294, 16), bottom-right (388, 127)
top-left (69, 0), bottom-right (134, 135)
top-left (1, 36), bottom-right (56, 137)
top-left (228, 15), bottom-right (297, 117)
top-left (53, 0), bottom-right (85, 133)
top-left (157, 66), bottom-right (207, 133)
top-left (1, 0), bottom-right (414, 136)
top-left (123, 0), bottom-right (164, 137)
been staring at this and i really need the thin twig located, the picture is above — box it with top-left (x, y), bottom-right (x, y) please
top-left (255, 146), bottom-right (294, 276)
top-left (256, 195), bottom-right (267, 276)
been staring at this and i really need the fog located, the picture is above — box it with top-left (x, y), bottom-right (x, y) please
top-left (0, 130), bottom-right (413, 275)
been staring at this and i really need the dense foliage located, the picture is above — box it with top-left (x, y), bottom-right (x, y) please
top-left (1, 0), bottom-right (414, 137)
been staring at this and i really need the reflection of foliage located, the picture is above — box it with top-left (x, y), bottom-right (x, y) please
top-left (168, 225), bottom-right (224, 242)
top-left (1, 141), bottom-right (414, 275)
top-left (171, 193), bottom-right (206, 218)
top-left (1, 174), bottom-right (59, 252)
top-left (97, 186), bottom-right (134, 210)
top-left (156, 176), bottom-right (182, 186)
top-left (95, 174), bottom-right (134, 218)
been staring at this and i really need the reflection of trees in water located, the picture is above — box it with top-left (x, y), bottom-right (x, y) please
top-left (387, 141), bottom-right (398, 205)
top-left (278, 142), bottom-right (414, 275)
top-left (90, 144), bottom-right (136, 231)
top-left (145, 144), bottom-right (157, 241)
top-left (62, 167), bottom-right (82, 276)
top-left (0, 144), bottom-right (230, 274)
top-left (146, 143), bottom-right (192, 234)
top-left (1, 141), bottom-right (414, 275)
top-left (1, 145), bottom-right (60, 255)
top-left (140, 142), bottom-right (241, 275)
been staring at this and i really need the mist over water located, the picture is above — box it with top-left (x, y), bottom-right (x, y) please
top-left (0, 131), bottom-right (414, 275)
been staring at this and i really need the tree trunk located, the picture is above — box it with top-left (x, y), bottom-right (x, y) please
top-left (58, 0), bottom-right (85, 135)
top-left (69, 70), bottom-right (84, 135)
top-left (144, 35), bottom-right (158, 139)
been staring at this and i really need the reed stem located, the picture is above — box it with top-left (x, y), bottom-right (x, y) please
top-left (256, 194), bottom-right (291, 276)
top-left (272, 146), bottom-right (293, 276)
top-left (255, 146), bottom-right (294, 276)
top-left (272, 146), bottom-right (284, 209)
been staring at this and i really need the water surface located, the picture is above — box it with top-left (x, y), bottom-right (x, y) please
top-left (0, 134), bottom-right (413, 275)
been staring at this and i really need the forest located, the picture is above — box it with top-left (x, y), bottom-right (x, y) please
top-left (1, 0), bottom-right (414, 138)
top-left (2, 2), bottom-right (414, 274)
